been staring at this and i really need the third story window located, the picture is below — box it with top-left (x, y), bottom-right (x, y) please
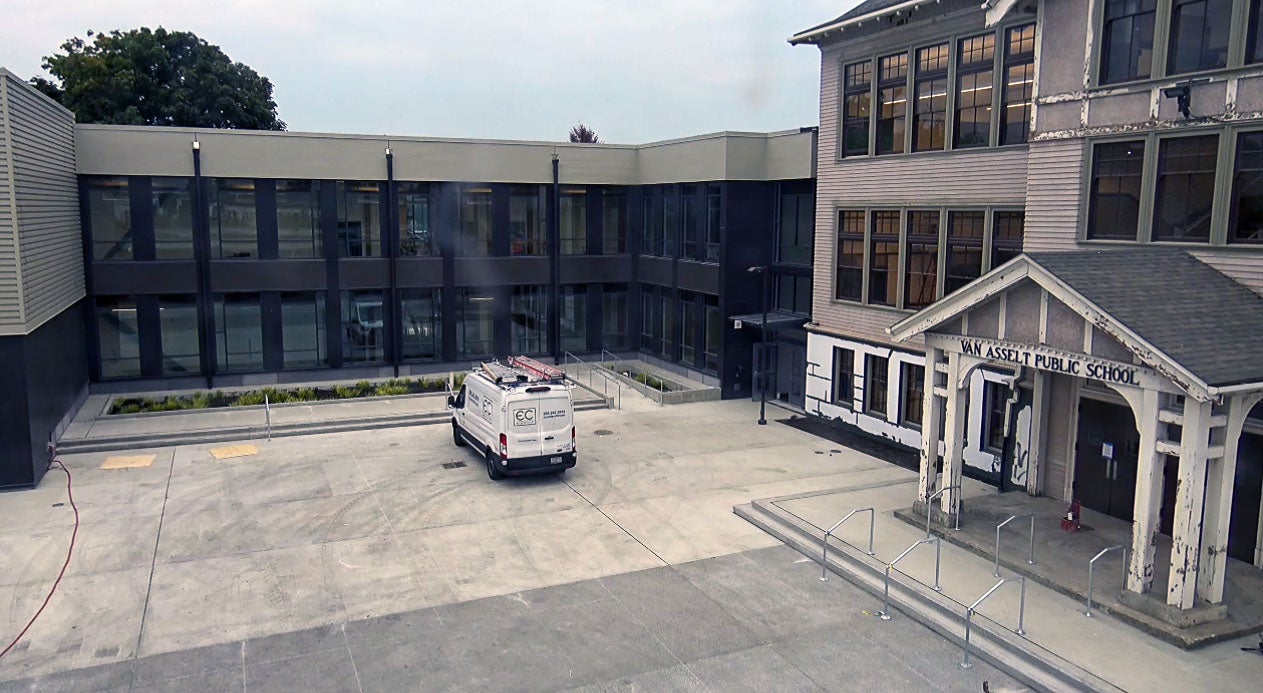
top-left (1167, 0), bottom-right (1232, 75)
top-left (460, 187), bottom-right (493, 256)
top-left (560, 188), bottom-right (587, 255)
top-left (954, 34), bottom-right (995, 149)
top-left (1153, 134), bottom-right (1218, 242)
top-left (1101, 0), bottom-right (1156, 84)
top-left (843, 61), bottom-right (873, 156)
top-left (706, 184), bottom-right (722, 261)
top-left (1001, 24), bottom-right (1036, 146)
top-left (778, 191), bottom-right (814, 265)
top-left (877, 53), bottom-right (909, 155)
top-left (603, 189), bottom-right (628, 254)
top-left (913, 43), bottom-right (949, 152)
top-left (398, 183), bottom-right (433, 256)
top-left (510, 186), bottom-right (547, 256)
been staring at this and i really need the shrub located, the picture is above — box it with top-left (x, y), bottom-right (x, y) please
top-left (375, 383), bottom-right (410, 396)
top-left (232, 391), bottom-right (267, 407)
top-left (293, 387), bottom-right (318, 402)
top-left (333, 385), bottom-right (360, 399)
top-left (355, 380), bottom-right (373, 396)
top-left (189, 392), bottom-right (214, 409)
top-left (118, 403), bottom-right (142, 414)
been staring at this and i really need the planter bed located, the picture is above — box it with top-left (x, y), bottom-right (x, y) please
top-left (107, 375), bottom-right (465, 415)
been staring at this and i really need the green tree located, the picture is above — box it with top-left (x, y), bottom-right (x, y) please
top-left (30, 28), bottom-right (285, 130)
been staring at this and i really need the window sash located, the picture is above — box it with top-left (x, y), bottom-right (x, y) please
top-left (833, 347), bottom-right (855, 407)
top-left (865, 355), bottom-right (890, 416)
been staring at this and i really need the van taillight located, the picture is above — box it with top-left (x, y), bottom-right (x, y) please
top-left (499, 433), bottom-right (508, 460)
top-left (571, 426), bottom-right (576, 451)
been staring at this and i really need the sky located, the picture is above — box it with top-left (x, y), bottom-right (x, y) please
top-left (1, 0), bottom-right (859, 143)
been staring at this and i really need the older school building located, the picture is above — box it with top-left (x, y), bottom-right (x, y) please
top-left (793, 0), bottom-right (1263, 618)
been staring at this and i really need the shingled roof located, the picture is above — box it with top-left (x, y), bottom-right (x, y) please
top-left (1025, 249), bottom-right (1263, 389)
top-left (791, 1), bottom-right (935, 44)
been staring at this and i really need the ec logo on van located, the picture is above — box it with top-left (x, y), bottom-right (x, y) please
top-left (513, 408), bottom-right (537, 426)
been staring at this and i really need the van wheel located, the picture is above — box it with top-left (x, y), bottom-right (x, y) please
top-left (452, 421), bottom-right (465, 447)
top-left (486, 448), bottom-right (505, 481)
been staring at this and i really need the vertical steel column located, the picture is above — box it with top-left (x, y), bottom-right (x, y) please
top-left (190, 141), bottom-right (215, 389)
top-left (550, 154), bottom-right (561, 364)
top-left (386, 148), bottom-right (400, 378)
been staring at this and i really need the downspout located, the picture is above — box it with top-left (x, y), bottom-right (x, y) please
top-left (551, 153), bottom-right (561, 364)
top-left (386, 147), bottom-right (400, 378)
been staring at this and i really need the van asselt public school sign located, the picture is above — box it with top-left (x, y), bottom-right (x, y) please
top-left (924, 334), bottom-right (1167, 391)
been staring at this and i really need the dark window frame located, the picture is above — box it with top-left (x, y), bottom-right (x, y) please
top-left (1000, 24), bottom-right (1036, 146)
top-left (876, 52), bottom-right (909, 155)
top-left (867, 211), bottom-right (901, 307)
top-left (1167, 0), bottom-right (1233, 76)
top-left (904, 210), bottom-right (940, 310)
top-left (1100, 0), bottom-right (1157, 84)
top-left (1230, 129), bottom-right (1263, 243)
top-left (953, 33), bottom-right (996, 149)
top-left (1152, 133), bottom-right (1220, 243)
top-left (842, 60), bottom-right (874, 157)
top-left (832, 347), bottom-right (855, 408)
top-left (913, 43), bottom-right (950, 152)
top-left (835, 210), bottom-right (866, 302)
top-left (1087, 139), bottom-right (1147, 241)
top-left (864, 354), bottom-right (890, 417)
top-left (945, 210), bottom-right (986, 295)
top-left (900, 361), bottom-right (926, 429)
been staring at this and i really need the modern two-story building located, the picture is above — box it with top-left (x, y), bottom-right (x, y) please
top-left (794, 0), bottom-right (1263, 620)
top-left (0, 67), bottom-right (817, 490)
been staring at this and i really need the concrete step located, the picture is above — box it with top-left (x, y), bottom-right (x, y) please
top-left (733, 500), bottom-right (1124, 693)
top-left (56, 399), bottom-right (608, 454)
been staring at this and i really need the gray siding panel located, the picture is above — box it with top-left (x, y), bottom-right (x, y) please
top-left (0, 75), bottom-right (22, 331)
top-left (1023, 139), bottom-right (1083, 253)
top-left (5, 72), bottom-right (82, 333)
top-left (1190, 250), bottom-right (1263, 296)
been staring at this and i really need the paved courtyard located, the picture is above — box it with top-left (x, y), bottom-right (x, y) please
top-left (0, 399), bottom-right (1013, 690)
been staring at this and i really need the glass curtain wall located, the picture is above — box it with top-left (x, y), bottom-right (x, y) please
top-left (215, 294), bottom-right (264, 372)
top-left (342, 290), bottom-right (387, 365)
top-left (511, 285), bottom-right (550, 354)
top-left (560, 285), bottom-right (587, 353)
top-left (337, 182), bottom-right (382, 257)
top-left (153, 177), bottom-right (194, 259)
top-left (281, 292), bottom-right (327, 369)
top-left (460, 187), bottom-right (493, 256)
top-left (398, 183), bottom-right (433, 256)
top-left (510, 186), bottom-right (547, 255)
top-left (158, 295), bottom-right (200, 375)
top-left (560, 188), bottom-right (587, 255)
top-left (88, 177), bottom-right (133, 261)
top-left (276, 180), bottom-right (322, 258)
top-left (458, 289), bottom-right (495, 358)
top-left (210, 179), bottom-right (258, 258)
top-left (602, 285), bottom-right (628, 350)
top-left (97, 296), bottom-right (141, 378)
top-left (401, 289), bottom-right (441, 361)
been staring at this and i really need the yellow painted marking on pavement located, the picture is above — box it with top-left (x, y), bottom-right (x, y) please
top-left (101, 454), bottom-right (156, 470)
top-left (210, 444), bottom-right (259, 460)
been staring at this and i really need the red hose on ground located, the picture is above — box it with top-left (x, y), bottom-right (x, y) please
top-left (0, 459), bottom-right (79, 660)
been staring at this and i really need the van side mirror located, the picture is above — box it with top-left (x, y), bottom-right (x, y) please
top-left (447, 395), bottom-right (455, 407)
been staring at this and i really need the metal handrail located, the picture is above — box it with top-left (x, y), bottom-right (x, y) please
top-left (925, 484), bottom-right (962, 536)
top-left (564, 351), bottom-right (622, 409)
top-left (1085, 545), bottom-right (1131, 617)
top-left (877, 536), bottom-right (942, 620)
top-left (993, 513), bottom-right (1037, 577)
top-left (961, 576), bottom-right (1027, 669)
top-left (264, 393), bottom-right (272, 441)
top-left (819, 507), bottom-right (876, 581)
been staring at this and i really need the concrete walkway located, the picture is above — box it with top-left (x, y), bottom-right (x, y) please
top-left (758, 481), bottom-right (1263, 692)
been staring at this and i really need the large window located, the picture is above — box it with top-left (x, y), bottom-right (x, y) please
top-left (864, 355), bottom-right (890, 417)
top-left (276, 180), bottom-right (321, 259)
top-left (401, 289), bottom-right (440, 361)
top-left (337, 182), bottom-right (382, 257)
top-left (876, 53), bottom-right (908, 155)
top-left (210, 179), bottom-right (257, 259)
top-left (843, 61), bottom-right (873, 157)
top-left (342, 290), bottom-right (386, 365)
top-left (88, 177), bottom-right (133, 261)
top-left (662, 188), bottom-right (679, 257)
top-left (1088, 140), bottom-right (1146, 240)
top-left (153, 177), bottom-right (194, 260)
top-left (158, 295), bottom-right (199, 375)
top-left (904, 211), bottom-right (940, 310)
top-left (833, 347), bottom-right (855, 408)
top-left (215, 294), bottom-right (264, 372)
top-left (1168, 0), bottom-right (1232, 75)
top-left (560, 285), bottom-right (587, 353)
top-left (868, 211), bottom-right (900, 306)
top-left (778, 191), bottom-right (814, 265)
top-left (945, 211), bottom-right (985, 295)
top-left (955, 34), bottom-right (995, 149)
top-left (96, 296), bottom-right (141, 378)
top-left (659, 289), bottom-right (674, 359)
top-left (281, 292), bottom-right (327, 369)
top-left (992, 211), bottom-right (1025, 267)
top-left (1153, 134), bottom-right (1218, 242)
top-left (398, 183), bottom-right (433, 256)
top-left (458, 289), bottom-right (495, 358)
top-left (511, 285), bottom-right (549, 355)
top-left (683, 186), bottom-right (701, 260)
top-left (679, 291), bottom-right (696, 366)
top-left (900, 363), bottom-right (926, 428)
top-left (1251, 0), bottom-right (1263, 63)
top-left (460, 186), bottom-right (493, 256)
top-left (510, 186), bottom-right (547, 256)
top-left (602, 285), bottom-right (628, 350)
top-left (703, 295), bottom-right (720, 373)
top-left (641, 291), bottom-right (655, 351)
top-left (835, 211), bottom-right (865, 301)
top-left (602, 189), bottom-right (628, 254)
top-left (913, 43), bottom-right (949, 152)
top-left (1001, 24), bottom-right (1036, 146)
top-left (1231, 131), bottom-right (1263, 243)
top-left (775, 273), bottom-right (812, 315)
top-left (1101, 0), bottom-right (1156, 84)
top-left (560, 188), bottom-right (587, 255)
top-left (641, 192), bottom-right (657, 255)
top-left (706, 184), bottom-right (722, 261)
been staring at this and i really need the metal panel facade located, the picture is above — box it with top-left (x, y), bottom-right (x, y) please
top-left (0, 75), bottom-right (19, 330)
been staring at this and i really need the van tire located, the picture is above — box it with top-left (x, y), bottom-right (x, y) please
top-left (486, 448), bottom-right (505, 480)
top-left (452, 421), bottom-right (465, 447)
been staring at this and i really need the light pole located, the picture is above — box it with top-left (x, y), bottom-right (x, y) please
top-left (747, 266), bottom-right (768, 426)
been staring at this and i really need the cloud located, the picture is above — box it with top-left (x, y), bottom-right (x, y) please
top-left (2, 0), bottom-right (858, 142)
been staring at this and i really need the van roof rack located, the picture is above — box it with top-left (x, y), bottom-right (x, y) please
top-left (479, 356), bottom-right (568, 387)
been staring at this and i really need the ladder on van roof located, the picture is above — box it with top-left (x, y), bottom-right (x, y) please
top-left (479, 356), bottom-right (567, 387)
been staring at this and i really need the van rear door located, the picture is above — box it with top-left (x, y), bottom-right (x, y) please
top-left (506, 396), bottom-right (544, 459)
top-left (538, 394), bottom-right (573, 456)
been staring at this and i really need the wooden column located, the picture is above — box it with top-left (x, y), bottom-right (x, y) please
top-left (1200, 395), bottom-right (1256, 602)
top-left (940, 351), bottom-right (968, 520)
top-left (918, 347), bottom-right (944, 504)
top-left (1169, 397), bottom-right (1211, 609)
top-left (1127, 388), bottom-right (1165, 594)
top-left (1026, 370), bottom-right (1048, 496)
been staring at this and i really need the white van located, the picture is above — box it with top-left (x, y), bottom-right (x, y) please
top-left (449, 356), bottom-right (577, 480)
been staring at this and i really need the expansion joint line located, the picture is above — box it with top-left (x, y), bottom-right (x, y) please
top-left (134, 448), bottom-right (178, 655)
top-left (561, 477), bottom-right (669, 566)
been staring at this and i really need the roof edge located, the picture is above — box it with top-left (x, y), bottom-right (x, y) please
top-left (788, 0), bottom-right (937, 45)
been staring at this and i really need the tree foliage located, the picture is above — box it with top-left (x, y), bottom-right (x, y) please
top-left (568, 122), bottom-right (600, 143)
top-left (30, 28), bottom-right (285, 130)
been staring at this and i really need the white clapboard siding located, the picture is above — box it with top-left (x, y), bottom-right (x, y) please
top-left (1023, 139), bottom-right (1085, 253)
